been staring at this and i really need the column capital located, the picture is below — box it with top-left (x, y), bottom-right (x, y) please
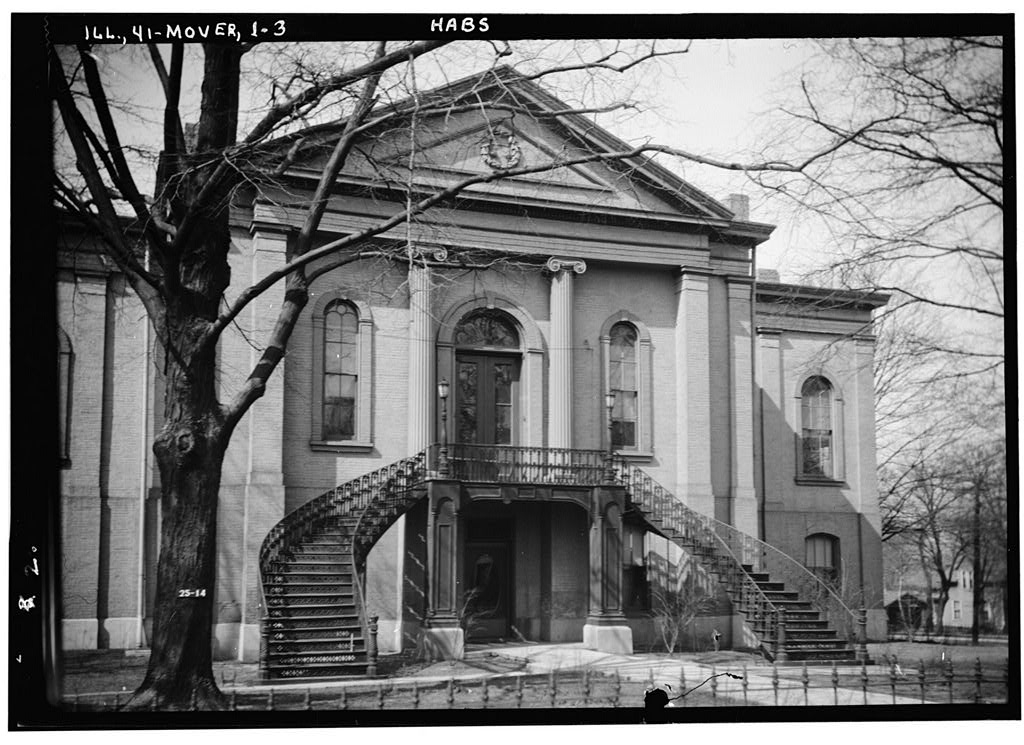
top-left (248, 219), bottom-right (293, 239)
top-left (545, 256), bottom-right (587, 275)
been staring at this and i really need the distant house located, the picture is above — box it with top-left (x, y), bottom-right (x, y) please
top-left (57, 67), bottom-right (888, 677)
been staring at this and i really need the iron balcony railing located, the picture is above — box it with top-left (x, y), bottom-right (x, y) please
top-left (435, 443), bottom-right (610, 485)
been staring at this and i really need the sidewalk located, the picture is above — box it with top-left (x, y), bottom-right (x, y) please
top-left (61, 643), bottom-right (938, 706)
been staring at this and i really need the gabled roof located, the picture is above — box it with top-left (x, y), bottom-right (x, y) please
top-left (277, 65), bottom-right (774, 243)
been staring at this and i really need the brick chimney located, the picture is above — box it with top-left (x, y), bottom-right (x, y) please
top-left (726, 193), bottom-right (750, 221)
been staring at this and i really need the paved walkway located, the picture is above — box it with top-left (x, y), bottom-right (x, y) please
top-left (213, 642), bottom-right (923, 706)
top-left (472, 643), bottom-right (925, 706)
top-left (64, 643), bottom-right (932, 706)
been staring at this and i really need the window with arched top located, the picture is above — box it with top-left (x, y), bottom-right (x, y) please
top-left (323, 301), bottom-right (359, 440)
top-left (58, 327), bottom-right (73, 466)
top-left (805, 533), bottom-right (840, 585)
top-left (601, 312), bottom-right (653, 456)
top-left (800, 376), bottom-right (835, 479)
top-left (310, 294), bottom-right (373, 450)
top-left (609, 322), bottom-right (639, 449)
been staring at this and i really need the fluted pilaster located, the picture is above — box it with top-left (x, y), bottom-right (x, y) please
top-left (547, 257), bottom-right (585, 448)
top-left (408, 262), bottom-right (434, 453)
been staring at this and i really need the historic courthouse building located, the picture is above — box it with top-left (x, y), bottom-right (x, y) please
top-left (57, 69), bottom-right (887, 677)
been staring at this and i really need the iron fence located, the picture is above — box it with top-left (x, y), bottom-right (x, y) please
top-left (61, 658), bottom-right (1011, 711)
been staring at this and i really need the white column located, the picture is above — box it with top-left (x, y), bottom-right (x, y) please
top-left (675, 267), bottom-right (713, 517)
top-left (547, 257), bottom-right (585, 449)
top-left (728, 278), bottom-right (758, 535)
top-left (408, 261), bottom-right (434, 453)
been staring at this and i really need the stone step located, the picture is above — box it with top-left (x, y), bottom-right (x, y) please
top-left (264, 662), bottom-right (370, 681)
top-left (265, 623), bottom-right (363, 638)
top-left (782, 648), bottom-right (857, 662)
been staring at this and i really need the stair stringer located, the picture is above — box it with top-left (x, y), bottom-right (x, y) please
top-left (258, 450), bottom-right (429, 680)
top-left (614, 460), bottom-right (864, 664)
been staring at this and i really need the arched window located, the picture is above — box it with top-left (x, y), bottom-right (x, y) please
top-left (323, 300), bottom-right (359, 440)
top-left (805, 533), bottom-right (840, 584)
top-left (800, 376), bottom-right (834, 478)
top-left (58, 327), bottom-right (73, 466)
top-left (609, 322), bottom-right (638, 449)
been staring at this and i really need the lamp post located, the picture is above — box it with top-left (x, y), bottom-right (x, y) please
top-left (605, 391), bottom-right (616, 482)
top-left (438, 378), bottom-right (450, 477)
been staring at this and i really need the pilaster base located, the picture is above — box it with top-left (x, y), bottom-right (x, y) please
top-left (419, 626), bottom-right (465, 661)
top-left (61, 619), bottom-right (98, 650)
top-left (583, 620), bottom-right (633, 655)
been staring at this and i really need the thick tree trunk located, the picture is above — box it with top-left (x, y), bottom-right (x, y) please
top-left (126, 318), bottom-right (227, 710)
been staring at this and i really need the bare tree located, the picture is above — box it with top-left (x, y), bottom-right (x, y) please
top-left (758, 37), bottom-right (1003, 347)
top-left (51, 37), bottom-right (893, 709)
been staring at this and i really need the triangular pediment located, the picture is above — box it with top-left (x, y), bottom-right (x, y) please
top-left (287, 67), bottom-right (737, 223)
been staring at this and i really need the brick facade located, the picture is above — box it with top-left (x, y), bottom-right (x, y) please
top-left (55, 72), bottom-right (888, 655)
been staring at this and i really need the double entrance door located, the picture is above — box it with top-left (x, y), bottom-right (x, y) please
top-left (453, 353), bottom-right (520, 640)
top-left (454, 353), bottom-right (519, 446)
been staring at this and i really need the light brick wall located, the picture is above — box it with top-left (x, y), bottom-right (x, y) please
top-left (58, 271), bottom-right (150, 648)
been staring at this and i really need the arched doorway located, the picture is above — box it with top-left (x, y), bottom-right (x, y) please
top-left (452, 309), bottom-right (521, 446)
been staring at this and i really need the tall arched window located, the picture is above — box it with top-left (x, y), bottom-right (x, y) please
top-left (805, 533), bottom-right (840, 585)
top-left (58, 327), bottom-right (73, 465)
top-left (800, 376), bottom-right (834, 478)
top-left (609, 322), bottom-right (638, 449)
top-left (323, 300), bottom-right (359, 440)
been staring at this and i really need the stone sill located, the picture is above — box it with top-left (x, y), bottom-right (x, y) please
top-left (795, 476), bottom-right (847, 487)
top-left (309, 440), bottom-right (375, 453)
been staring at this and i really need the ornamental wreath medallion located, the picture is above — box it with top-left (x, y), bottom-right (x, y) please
top-left (479, 128), bottom-right (522, 171)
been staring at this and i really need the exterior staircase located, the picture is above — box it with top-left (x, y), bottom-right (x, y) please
top-left (258, 450), bottom-right (428, 681)
top-left (612, 457), bottom-right (868, 665)
top-left (257, 446), bottom-right (867, 680)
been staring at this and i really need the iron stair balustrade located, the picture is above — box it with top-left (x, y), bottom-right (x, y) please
top-left (608, 458), bottom-right (782, 659)
top-left (258, 449), bottom-right (428, 681)
top-left (349, 451), bottom-right (429, 677)
top-left (610, 456), bottom-right (865, 663)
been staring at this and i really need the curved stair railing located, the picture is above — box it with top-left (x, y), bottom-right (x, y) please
top-left (611, 457), bottom-right (866, 661)
top-left (258, 449), bottom-right (428, 680)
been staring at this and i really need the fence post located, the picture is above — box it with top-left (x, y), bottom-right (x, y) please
top-left (772, 663), bottom-right (779, 706)
top-left (679, 666), bottom-right (687, 706)
top-left (742, 664), bottom-right (749, 706)
top-left (447, 677), bottom-right (455, 709)
top-left (857, 607), bottom-right (869, 663)
top-left (918, 660), bottom-right (926, 704)
top-left (339, 686), bottom-right (347, 711)
top-left (974, 658), bottom-right (983, 704)
top-left (376, 683), bottom-right (385, 710)
top-left (945, 659), bottom-right (954, 704)
top-left (889, 659), bottom-right (897, 704)
top-left (776, 608), bottom-right (788, 663)
top-left (802, 662), bottom-right (809, 706)
top-left (582, 669), bottom-right (590, 705)
top-left (710, 664), bottom-right (718, 704)
top-left (481, 678), bottom-right (489, 709)
top-left (612, 671), bottom-right (620, 708)
top-left (832, 661), bottom-right (839, 706)
top-left (229, 690), bottom-right (237, 711)
top-left (366, 615), bottom-right (379, 677)
top-left (267, 688), bottom-right (274, 711)
top-left (516, 676), bottom-right (524, 709)
top-left (861, 661), bottom-right (869, 705)
top-left (549, 669), bottom-right (557, 708)
top-left (412, 681), bottom-right (420, 710)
